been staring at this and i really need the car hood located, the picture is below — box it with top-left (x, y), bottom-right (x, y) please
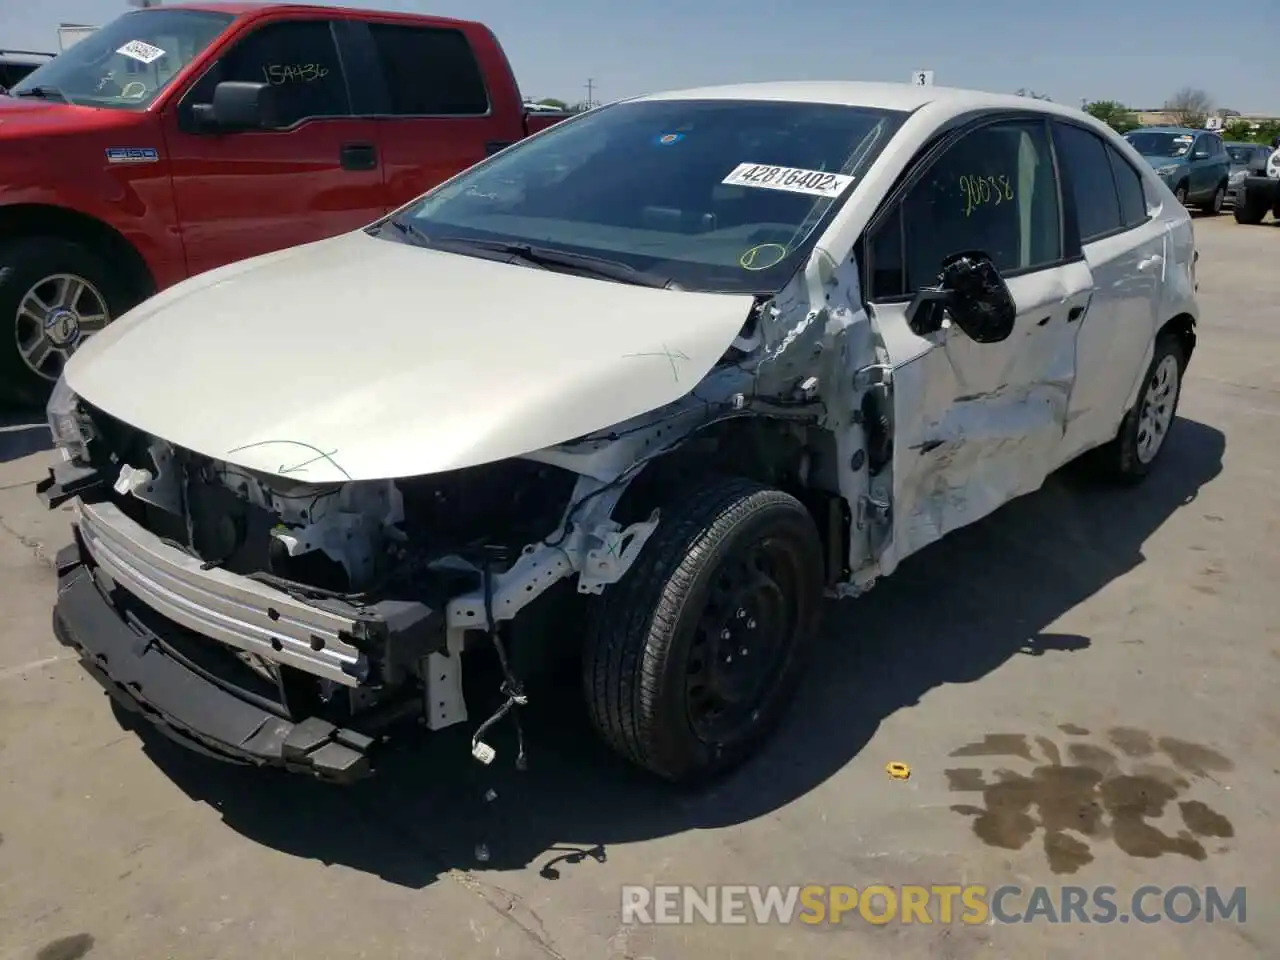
top-left (0, 96), bottom-right (110, 137)
top-left (1141, 154), bottom-right (1184, 167)
top-left (64, 230), bottom-right (756, 483)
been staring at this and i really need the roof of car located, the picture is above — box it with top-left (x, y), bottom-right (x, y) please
top-left (629, 80), bottom-right (1080, 115)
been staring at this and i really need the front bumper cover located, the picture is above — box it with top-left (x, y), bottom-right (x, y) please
top-left (51, 541), bottom-right (378, 783)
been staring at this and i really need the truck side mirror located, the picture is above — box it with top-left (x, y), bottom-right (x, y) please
top-left (192, 80), bottom-right (278, 132)
top-left (905, 250), bottom-right (1016, 344)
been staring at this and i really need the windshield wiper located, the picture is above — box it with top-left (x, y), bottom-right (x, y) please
top-left (379, 218), bottom-right (433, 246)
top-left (431, 237), bottom-right (674, 289)
top-left (12, 85), bottom-right (66, 102)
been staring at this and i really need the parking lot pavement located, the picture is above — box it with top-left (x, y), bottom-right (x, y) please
top-left (2, 215), bottom-right (1278, 960)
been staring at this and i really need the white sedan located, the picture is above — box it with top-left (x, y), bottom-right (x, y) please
top-left (40, 80), bottom-right (1198, 785)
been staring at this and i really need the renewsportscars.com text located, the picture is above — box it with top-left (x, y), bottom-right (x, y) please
top-left (620, 884), bottom-right (1247, 926)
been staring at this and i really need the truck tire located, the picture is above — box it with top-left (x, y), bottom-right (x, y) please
top-left (0, 237), bottom-right (127, 408)
top-left (1233, 193), bottom-right (1268, 224)
top-left (1093, 334), bottom-right (1186, 484)
top-left (582, 476), bottom-right (824, 783)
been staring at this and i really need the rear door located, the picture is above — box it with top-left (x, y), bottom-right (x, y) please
top-left (163, 16), bottom-right (385, 276)
top-left (347, 20), bottom-right (519, 210)
top-left (861, 114), bottom-right (1094, 570)
top-left (1051, 120), bottom-right (1166, 462)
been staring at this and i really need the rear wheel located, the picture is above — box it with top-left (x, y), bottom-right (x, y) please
top-left (582, 477), bottom-right (824, 783)
top-left (0, 237), bottom-right (128, 407)
top-left (1093, 334), bottom-right (1186, 484)
top-left (1199, 183), bottom-right (1225, 215)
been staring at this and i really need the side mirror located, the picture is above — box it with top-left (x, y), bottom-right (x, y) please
top-left (904, 251), bottom-right (1017, 344)
top-left (191, 80), bottom-right (278, 132)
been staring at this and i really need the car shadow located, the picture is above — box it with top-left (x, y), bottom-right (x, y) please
top-left (116, 416), bottom-right (1225, 889)
top-left (0, 406), bottom-right (51, 464)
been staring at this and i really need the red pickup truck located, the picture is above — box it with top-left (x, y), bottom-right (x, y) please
top-left (0, 2), bottom-right (567, 404)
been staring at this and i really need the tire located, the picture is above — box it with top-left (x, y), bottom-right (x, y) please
top-left (1093, 334), bottom-right (1186, 484)
top-left (582, 476), bottom-right (825, 783)
top-left (1199, 183), bottom-right (1225, 215)
top-left (0, 237), bottom-right (130, 407)
top-left (1174, 182), bottom-right (1188, 206)
top-left (1234, 193), bottom-right (1268, 224)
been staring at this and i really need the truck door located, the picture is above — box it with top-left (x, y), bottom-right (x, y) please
top-left (345, 20), bottom-right (524, 209)
top-left (162, 17), bottom-right (385, 277)
top-left (860, 115), bottom-right (1093, 575)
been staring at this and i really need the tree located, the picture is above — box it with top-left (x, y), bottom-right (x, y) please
top-left (1084, 100), bottom-right (1139, 134)
top-left (1015, 88), bottom-right (1052, 101)
top-left (1164, 87), bottom-right (1212, 128)
top-left (1222, 119), bottom-right (1254, 142)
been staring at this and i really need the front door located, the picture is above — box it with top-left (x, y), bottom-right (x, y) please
top-left (162, 17), bottom-right (386, 277)
top-left (861, 116), bottom-right (1093, 574)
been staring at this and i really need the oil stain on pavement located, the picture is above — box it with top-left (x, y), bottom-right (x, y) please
top-left (945, 727), bottom-right (1235, 874)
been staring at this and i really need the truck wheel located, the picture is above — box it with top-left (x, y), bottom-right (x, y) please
top-left (1234, 195), bottom-right (1267, 224)
top-left (0, 237), bottom-right (126, 407)
top-left (1094, 334), bottom-right (1186, 484)
top-left (582, 476), bottom-right (824, 783)
top-left (1199, 183), bottom-right (1225, 215)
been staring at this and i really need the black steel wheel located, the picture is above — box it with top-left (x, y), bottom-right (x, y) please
top-left (583, 476), bottom-right (824, 783)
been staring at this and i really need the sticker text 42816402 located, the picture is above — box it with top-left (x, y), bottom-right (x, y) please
top-left (721, 163), bottom-right (855, 199)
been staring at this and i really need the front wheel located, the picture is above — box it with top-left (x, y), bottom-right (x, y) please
top-left (1174, 182), bottom-right (1188, 206)
top-left (582, 477), bottom-right (825, 783)
top-left (0, 237), bottom-right (126, 407)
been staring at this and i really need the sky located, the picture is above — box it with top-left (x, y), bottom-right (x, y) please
top-left (3, 0), bottom-right (1277, 116)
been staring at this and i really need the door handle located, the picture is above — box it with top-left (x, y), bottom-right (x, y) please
top-left (1137, 254), bottom-right (1164, 272)
top-left (340, 142), bottom-right (377, 171)
top-left (1067, 304), bottom-right (1087, 322)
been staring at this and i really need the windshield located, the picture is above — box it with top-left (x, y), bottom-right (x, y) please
top-left (1124, 131), bottom-right (1195, 159)
top-left (375, 98), bottom-right (907, 294)
top-left (1226, 145), bottom-right (1258, 165)
top-left (9, 9), bottom-right (234, 109)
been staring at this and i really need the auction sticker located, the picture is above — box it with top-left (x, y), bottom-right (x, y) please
top-left (117, 40), bottom-right (166, 64)
top-left (722, 162), bottom-right (854, 198)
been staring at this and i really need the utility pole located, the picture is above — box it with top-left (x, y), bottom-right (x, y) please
top-left (584, 78), bottom-right (595, 109)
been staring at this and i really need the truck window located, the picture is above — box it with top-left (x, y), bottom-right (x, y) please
top-left (367, 23), bottom-right (489, 116)
top-left (188, 20), bottom-right (350, 127)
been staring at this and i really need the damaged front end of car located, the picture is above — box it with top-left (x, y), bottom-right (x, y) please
top-left (39, 381), bottom-right (675, 781)
top-left (37, 246), bottom-right (902, 784)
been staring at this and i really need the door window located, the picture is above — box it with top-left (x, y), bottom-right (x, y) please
top-left (367, 23), bottom-right (489, 116)
top-left (1053, 123), bottom-right (1124, 242)
top-left (1106, 146), bottom-right (1149, 228)
top-left (867, 118), bottom-right (1062, 299)
top-left (187, 19), bottom-right (351, 127)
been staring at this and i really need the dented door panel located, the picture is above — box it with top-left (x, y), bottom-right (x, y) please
top-left (871, 260), bottom-right (1094, 574)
